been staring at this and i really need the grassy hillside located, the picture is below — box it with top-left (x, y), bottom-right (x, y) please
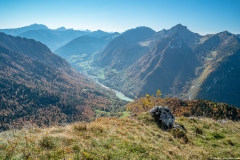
top-left (0, 113), bottom-right (239, 159)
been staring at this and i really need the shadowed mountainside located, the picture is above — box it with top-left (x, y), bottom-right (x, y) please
top-left (89, 24), bottom-right (240, 107)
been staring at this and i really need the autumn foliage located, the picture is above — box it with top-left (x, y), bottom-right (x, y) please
top-left (127, 93), bottom-right (240, 120)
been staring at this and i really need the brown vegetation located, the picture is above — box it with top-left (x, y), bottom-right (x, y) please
top-left (127, 95), bottom-right (240, 120)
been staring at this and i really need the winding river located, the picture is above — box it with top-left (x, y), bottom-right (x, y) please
top-left (88, 75), bottom-right (134, 102)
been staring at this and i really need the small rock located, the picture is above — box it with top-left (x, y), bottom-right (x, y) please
top-left (217, 119), bottom-right (228, 124)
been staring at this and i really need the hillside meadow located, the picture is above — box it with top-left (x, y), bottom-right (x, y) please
top-left (0, 112), bottom-right (239, 160)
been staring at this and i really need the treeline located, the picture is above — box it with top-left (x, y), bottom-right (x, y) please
top-left (0, 76), bottom-right (126, 131)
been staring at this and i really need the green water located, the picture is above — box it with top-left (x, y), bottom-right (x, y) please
top-left (114, 90), bottom-right (134, 102)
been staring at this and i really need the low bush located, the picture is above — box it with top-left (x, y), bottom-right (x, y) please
top-left (73, 123), bottom-right (87, 131)
top-left (171, 128), bottom-right (189, 143)
top-left (39, 136), bottom-right (56, 149)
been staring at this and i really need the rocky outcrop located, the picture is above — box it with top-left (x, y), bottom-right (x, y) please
top-left (150, 106), bottom-right (175, 130)
top-left (149, 106), bottom-right (185, 131)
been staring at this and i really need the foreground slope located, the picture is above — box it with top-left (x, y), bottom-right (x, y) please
top-left (0, 33), bottom-right (126, 130)
top-left (0, 115), bottom-right (239, 159)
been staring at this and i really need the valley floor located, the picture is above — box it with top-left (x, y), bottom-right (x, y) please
top-left (0, 113), bottom-right (240, 160)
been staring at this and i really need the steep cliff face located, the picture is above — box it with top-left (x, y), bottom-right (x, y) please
top-left (126, 34), bottom-right (199, 97)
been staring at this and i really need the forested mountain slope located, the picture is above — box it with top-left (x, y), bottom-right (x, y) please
top-left (0, 33), bottom-right (126, 130)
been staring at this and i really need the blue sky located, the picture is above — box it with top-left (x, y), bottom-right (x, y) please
top-left (0, 0), bottom-right (240, 35)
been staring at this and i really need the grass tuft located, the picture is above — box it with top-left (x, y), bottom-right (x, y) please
top-left (73, 123), bottom-right (87, 132)
top-left (39, 136), bottom-right (56, 149)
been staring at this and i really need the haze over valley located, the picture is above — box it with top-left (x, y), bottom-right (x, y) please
top-left (2, 23), bottom-right (239, 108)
top-left (1, 0), bottom-right (240, 159)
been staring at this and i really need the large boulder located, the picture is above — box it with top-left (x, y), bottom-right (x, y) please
top-left (149, 106), bottom-right (175, 130)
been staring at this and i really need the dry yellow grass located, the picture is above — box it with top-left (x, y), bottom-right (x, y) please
top-left (0, 114), bottom-right (240, 159)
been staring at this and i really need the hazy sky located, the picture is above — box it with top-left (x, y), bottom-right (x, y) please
top-left (0, 0), bottom-right (240, 35)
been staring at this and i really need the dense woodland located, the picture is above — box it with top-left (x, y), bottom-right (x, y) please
top-left (0, 33), bottom-right (126, 131)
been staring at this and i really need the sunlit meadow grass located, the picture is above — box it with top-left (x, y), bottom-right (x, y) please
top-left (0, 113), bottom-right (240, 159)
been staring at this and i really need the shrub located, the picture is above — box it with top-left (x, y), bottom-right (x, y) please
top-left (183, 112), bottom-right (190, 117)
top-left (72, 145), bottom-right (80, 152)
top-left (195, 127), bottom-right (203, 136)
top-left (226, 139), bottom-right (234, 146)
top-left (171, 128), bottom-right (189, 143)
top-left (39, 136), bottom-right (56, 149)
top-left (212, 132), bottom-right (225, 139)
top-left (73, 123), bottom-right (87, 131)
top-left (88, 124), bottom-right (104, 133)
top-left (203, 123), bottom-right (210, 129)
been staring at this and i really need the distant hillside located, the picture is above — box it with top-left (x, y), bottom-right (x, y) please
top-left (55, 27), bottom-right (67, 31)
top-left (0, 24), bottom-right (48, 36)
top-left (18, 29), bottom-right (67, 51)
top-left (55, 33), bottom-right (119, 72)
top-left (99, 26), bottom-right (156, 69)
top-left (87, 30), bottom-right (117, 38)
top-left (1, 24), bottom-right (118, 51)
top-left (0, 33), bottom-right (126, 130)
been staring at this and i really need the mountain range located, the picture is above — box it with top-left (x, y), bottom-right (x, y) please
top-left (0, 32), bottom-right (126, 130)
top-left (1, 23), bottom-right (240, 124)
top-left (0, 24), bottom-right (118, 51)
top-left (78, 24), bottom-right (240, 108)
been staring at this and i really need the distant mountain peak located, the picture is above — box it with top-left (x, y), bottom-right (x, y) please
top-left (126, 26), bottom-right (155, 31)
top-left (55, 27), bottom-right (67, 31)
top-left (122, 26), bottom-right (156, 37)
top-left (175, 23), bottom-right (187, 28)
top-left (218, 30), bottom-right (231, 36)
top-left (0, 24), bottom-right (49, 36)
top-left (22, 23), bottom-right (49, 30)
top-left (170, 24), bottom-right (189, 32)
